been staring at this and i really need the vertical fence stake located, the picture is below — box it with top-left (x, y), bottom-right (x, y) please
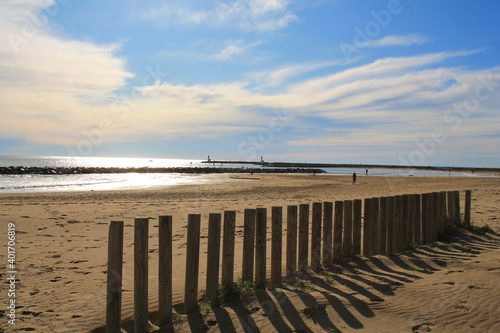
top-left (271, 207), bottom-right (283, 285)
top-left (255, 208), bottom-right (267, 288)
top-left (464, 190), bottom-right (472, 228)
top-left (311, 203), bottom-right (322, 272)
top-left (353, 199), bottom-right (362, 255)
top-left (402, 194), bottom-right (411, 252)
top-left (421, 194), bottom-right (430, 245)
top-left (242, 209), bottom-right (256, 282)
top-left (362, 199), bottom-right (371, 257)
top-left (394, 196), bottom-right (403, 253)
top-left (413, 194), bottom-right (421, 245)
top-left (407, 195), bottom-right (414, 249)
top-left (286, 206), bottom-right (298, 281)
top-left (222, 211), bottom-right (236, 285)
top-left (134, 218), bottom-right (149, 332)
top-left (159, 216), bottom-right (172, 327)
top-left (333, 201), bottom-right (344, 262)
top-left (386, 197), bottom-right (395, 256)
top-left (378, 197), bottom-right (388, 255)
top-left (322, 202), bottom-right (334, 266)
top-left (106, 221), bottom-right (124, 333)
top-left (453, 190), bottom-right (461, 226)
top-left (447, 191), bottom-right (454, 231)
top-left (184, 214), bottom-right (201, 314)
top-left (431, 192), bottom-right (439, 241)
top-left (438, 191), bottom-right (447, 238)
top-left (371, 198), bottom-right (380, 255)
top-left (206, 214), bottom-right (221, 306)
top-left (298, 204), bottom-right (310, 273)
top-left (343, 200), bottom-right (353, 258)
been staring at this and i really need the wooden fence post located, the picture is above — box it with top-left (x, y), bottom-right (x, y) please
top-left (413, 194), bottom-right (421, 245)
top-left (222, 211), bottom-right (236, 285)
top-left (386, 197), bottom-right (395, 256)
top-left (134, 218), bottom-right (149, 332)
top-left (106, 221), bottom-right (124, 333)
top-left (311, 202), bottom-right (322, 272)
top-left (242, 209), bottom-right (256, 282)
top-left (407, 195), bottom-right (414, 248)
top-left (438, 191), bottom-right (447, 237)
top-left (421, 194), bottom-right (429, 244)
top-left (362, 198), bottom-right (371, 257)
top-left (206, 214), bottom-right (221, 306)
top-left (343, 200), bottom-right (353, 258)
top-left (453, 190), bottom-right (461, 226)
top-left (286, 206), bottom-right (298, 281)
top-left (159, 216), bottom-right (173, 326)
top-left (322, 202), bottom-right (333, 266)
top-left (394, 196), bottom-right (402, 253)
top-left (184, 214), bottom-right (201, 314)
top-left (255, 208), bottom-right (267, 288)
top-left (464, 190), bottom-right (472, 228)
top-left (298, 204), bottom-right (310, 273)
top-left (271, 206), bottom-right (283, 285)
top-left (447, 191), bottom-right (454, 231)
top-left (333, 201), bottom-right (344, 262)
top-left (378, 197), bottom-right (388, 255)
top-left (353, 199), bottom-right (362, 255)
top-left (402, 194), bottom-right (411, 251)
top-left (431, 192), bottom-right (439, 241)
top-left (371, 198), bottom-right (380, 255)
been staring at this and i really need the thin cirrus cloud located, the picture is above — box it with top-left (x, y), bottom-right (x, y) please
top-left (358, 33), bottom-right (429, 48)
top-left (139, 0), bottom-right (299, 31)
top-left (209, 39), bottom-right (264, 60)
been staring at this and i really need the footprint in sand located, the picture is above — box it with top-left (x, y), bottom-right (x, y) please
top-left (412, 322), bottom-right (432, 332)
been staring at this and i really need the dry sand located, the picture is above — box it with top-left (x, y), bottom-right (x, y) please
top-left (0, 173), bottom-right (499, 332)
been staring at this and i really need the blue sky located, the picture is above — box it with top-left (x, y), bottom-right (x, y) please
top-left (1, 0), bottom-right (500, 167)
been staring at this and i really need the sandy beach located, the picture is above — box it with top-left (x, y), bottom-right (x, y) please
top-left (1, 173), bottom-right (499, 332)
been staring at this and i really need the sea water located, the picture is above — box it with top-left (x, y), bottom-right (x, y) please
top-left (0, 155), bottom-right (492, 193)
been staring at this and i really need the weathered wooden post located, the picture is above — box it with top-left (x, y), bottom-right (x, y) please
top-left (298, 204), bottom-right (310, 273)
top-left (413, 194), bottom-right (421, 245)
top-left (343, 200), bottom-right (353, 258)
top-left (447, 191), bottom-right (455, 231)
top-left (407, 195), bottom-right (415, 248)
top-left (158, 216), bottom-right (173, 326)
top-left (322, 202), bottom-right (333, 266)
top-left (386, 197), bottom-right (395, 256)
top-left (362, 198), bottom-right (371, 257)
top-left (421, 194), bottom-right (429, 244)
top-left (286, 206), bottom-right (298, 281)
top-left (134, 217), bottom-right (149, 332)
top-left (394, 196), bottom-right (403, 253)
top-left (431, 192), bottom-right (439, 241)
top-left (464, 190), bottom-right (472, 228)
top-left (311, 203), bottom-right (322, 272)
top-left (402, 194), bottom-right (411, 251)
top-left (255, 208), bottom-right (267, 288)
top-left (184, 214), bottom-right (201, 314)
top-left (222, 211), bottom-right (236, 285)
top-left (242, 209), bottom-right (256, 282)
top-left (453, 190), bottom-right (461, 226)
top-left (106, 221), bottom-right (124, 333)
top-left (333, 201), bottom-right (344, 262)
top-left (353, 199), bottom-right (362, 255)
top-left (378, 197), bottom-right (388, 255)
top-left (271, 206), bottom-right (283, 285)
top-left (438, 191), bottom-right (447, 237)
top-left (371, 197), bottom-right (380, 255)
top-left (206, 214), bottom-right (221, 306)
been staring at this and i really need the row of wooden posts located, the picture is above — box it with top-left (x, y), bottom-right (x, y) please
top-left (105, 190), bottom-right (472, 332)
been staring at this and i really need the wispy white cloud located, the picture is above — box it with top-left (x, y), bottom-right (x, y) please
top-left (140, 0), bottom-right (299, 31)
top-left (209, 39), bottom-right (263, 60)
top-left (358, 33), bottom-right (429, 48)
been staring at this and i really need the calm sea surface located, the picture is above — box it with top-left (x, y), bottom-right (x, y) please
top-left (0, 155), bottom-right (491, 193)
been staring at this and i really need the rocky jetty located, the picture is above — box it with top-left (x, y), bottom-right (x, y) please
top-left (0, 166), bottom-right (326, 175)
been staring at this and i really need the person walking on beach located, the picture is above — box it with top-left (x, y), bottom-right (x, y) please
top-left (365, 168), bottom-right (368, 175)
top-left (352, 172), bottom-right (356, 185)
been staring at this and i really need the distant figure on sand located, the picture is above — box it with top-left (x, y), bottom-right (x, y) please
top-left (352, 172), bottom-right (356, 185)
top-left (365, 168), bottom-right (368, 175)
